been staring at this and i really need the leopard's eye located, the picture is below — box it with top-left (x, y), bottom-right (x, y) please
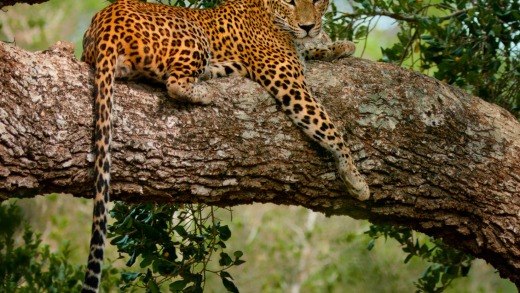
top-left (284, 0), bottom-right (296, 6)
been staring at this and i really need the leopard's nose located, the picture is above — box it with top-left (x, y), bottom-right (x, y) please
top-left (299, 24), bottom-right (315, 33)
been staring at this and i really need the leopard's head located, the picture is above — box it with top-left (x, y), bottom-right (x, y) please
top-left (269, 0), bottom-right (329, 39)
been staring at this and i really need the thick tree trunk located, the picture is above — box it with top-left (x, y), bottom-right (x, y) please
top-left (0, 42), bottom-right (519, 287)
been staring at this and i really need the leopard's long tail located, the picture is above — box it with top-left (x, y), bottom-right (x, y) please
top-left (81, 46), bottom-right (117, 293)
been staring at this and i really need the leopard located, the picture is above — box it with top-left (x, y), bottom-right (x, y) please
top-left (80, 0), bottom-right (369, 291)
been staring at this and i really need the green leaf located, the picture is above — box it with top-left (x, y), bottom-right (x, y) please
top-left (140, 256), bottom-right (154, 268)
top-left (121, 272), bottom-right (141, 282)
top-left (220, 271), bottom-right (233, 280)
top-left (217, 240), bottom-right (227, 248)
top-left (174, 226), bottom-right (188, 237)
top-left (233, 259), bottom-right (246, 266)
top-left (147, 279), bottom-right (160, 293)
top-left (366, 239), bottom-right (375, 251)
top-left (169, 280), bottom-right (188, 292)
top-left (361, 0), bottom-right (371, 10)
top-left (233, 250), bottom-right (243, 259)
top-left (142, 269), bottom-right (153, 283)
top-left (111, 235), bottom-right (128, 246)
top-left (219, 252), bottom-right (233, 266)
top-left (126, 250), bottom-right (138, 267)
top-left (221, 275), bottom-right (240, 293)
top-left (218, 225), bottom-right (232, 241)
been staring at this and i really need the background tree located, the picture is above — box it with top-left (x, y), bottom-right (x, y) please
top-left (325, 0), bottom-right (519, 118)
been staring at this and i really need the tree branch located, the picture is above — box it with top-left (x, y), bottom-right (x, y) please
top-left (0, 41), bottom-right (519, 287)
top-left (344, 8), bottom-right (471, 23)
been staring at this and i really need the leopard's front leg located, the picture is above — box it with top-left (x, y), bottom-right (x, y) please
top-left (281, 87), bottom-right (370, 200)
top-left (255, 59), bottom-right (370, 200)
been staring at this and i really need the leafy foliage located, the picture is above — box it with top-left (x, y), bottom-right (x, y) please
top-left (0, 202), bottom-right (120, 292)
top-left (326, 0), bottom-right (520, 118)
top-left (366, 224), bottom-right (474, 293)
top-left (109, 202), bottom-right (245, 292)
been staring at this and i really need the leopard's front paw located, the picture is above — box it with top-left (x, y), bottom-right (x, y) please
top-left (189, 82), bottom-right (218, 105)
top-left (329, 40), bottom-right (356, 59)
top-left (337, 159), bottom-right (370, 201)
top-left (167, 81), bottom-right (217, 105)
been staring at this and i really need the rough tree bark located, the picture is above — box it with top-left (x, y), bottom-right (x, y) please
top-left (0, 42), bottom-right (519, 287)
